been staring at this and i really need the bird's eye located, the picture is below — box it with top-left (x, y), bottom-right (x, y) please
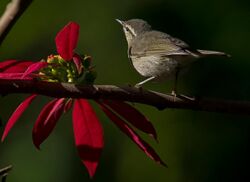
top-left (125, 27), bottom-right (129, 31)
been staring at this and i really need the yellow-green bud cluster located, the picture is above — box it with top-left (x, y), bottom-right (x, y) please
top-left (38, 54), bottom-right (96, 85)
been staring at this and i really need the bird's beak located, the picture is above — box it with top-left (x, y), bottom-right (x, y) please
top-left (115, 19), bottom-right (124, 25)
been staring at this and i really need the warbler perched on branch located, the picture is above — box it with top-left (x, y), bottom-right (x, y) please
top-left (116, 18), bottom-right (229, 95)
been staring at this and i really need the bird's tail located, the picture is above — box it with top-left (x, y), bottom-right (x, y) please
top-left (197, 49), bottom-right (231, 58)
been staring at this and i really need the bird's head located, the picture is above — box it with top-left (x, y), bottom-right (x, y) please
top-left (116, 19), bottom-right (151, 45)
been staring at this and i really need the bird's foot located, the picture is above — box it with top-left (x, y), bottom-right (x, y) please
top-left (135, 83), bottom-right (144, 93)
top-left (177, 94), bottom-right (196, 102)
top-left (171, 90), bottom-right (196, 102)
top-left (135, 83), bottom-right (143, 88)
top-left (171, 90), bottom-right (177, 102)
top-left (171, 90), bottom-right (177, 97)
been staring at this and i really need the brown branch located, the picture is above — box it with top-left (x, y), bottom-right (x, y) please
top-left (0, 79), bottom-right (250, 115)
top-left (0, 0), bottom-right (33, 45)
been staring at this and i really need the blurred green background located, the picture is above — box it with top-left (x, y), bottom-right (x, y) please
top-left (0, 0), bottom-right (250, 181)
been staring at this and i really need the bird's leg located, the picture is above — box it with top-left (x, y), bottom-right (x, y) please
top-left (171, 68), bottom-right (180, 97)
top-left (172, 68), bottom-right (195, 101)
top-left (135, 76), bottom-right (156, 88)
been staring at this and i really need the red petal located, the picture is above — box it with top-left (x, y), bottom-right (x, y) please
top-left (72, 99), bottom-right (104, 178)
top-left (55, 22), bottom-right (80, 61)
top-left (22, 62), bottom-right (47, 79)
top-left (0, 60), bottom-right (33, 73)
top-left (32, 98), bottom-right (65, 149)
top-left (97, 101), bottom-right (166, 167)
top-left (102, 100), bottom-right (157, 140)
top-left (0, 73), bottom-right (32, 79)
top-left (73, 54), bottom-right (83, 74)
top-left (0, 60), bottom-right (17, 70)
top-left (64, 99), bottom-right (73, 113)
top-left (1, 94), bottom-right (37, 141)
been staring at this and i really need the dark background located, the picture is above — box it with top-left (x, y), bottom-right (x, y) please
top-left (0, 0), bottom-right (250, 181)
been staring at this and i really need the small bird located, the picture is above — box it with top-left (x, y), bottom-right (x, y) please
top-left (116, 18), bottom-right (229, 95)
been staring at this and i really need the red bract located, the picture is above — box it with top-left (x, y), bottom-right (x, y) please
top-left (73, 99), bottom-right (104, 178)
top-left (0, 21), bottom-right (165, 178)
top-left (0, 60), bottom-right (33, 73)
top-left (21, 62), bottom-right (48, 79)
top-left (102, 100), bottom-right (158, 140)
top-left (32, 98), bottom-right (65, 149)
top-left (97, 101), bottom-right (166, 167)
top-left (1, 94), bottom-right (37, 141)
top-left (0, 60), bottom-right (34, 79)
top-left (55, 22), bottom-right (79, 60)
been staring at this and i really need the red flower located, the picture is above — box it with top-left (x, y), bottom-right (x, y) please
top-left (0, 22), bottom-right (165, 178)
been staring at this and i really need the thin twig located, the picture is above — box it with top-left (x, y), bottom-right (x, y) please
top-left (0, 165), bottom-right (12, 177)
top-left (0, 79), bottom-right (250, 115)
top-left (0, 0), bottom-right (33, 45)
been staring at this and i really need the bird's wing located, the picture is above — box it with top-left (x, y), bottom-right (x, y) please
top-left (131, 31), bottom-right (198, 57)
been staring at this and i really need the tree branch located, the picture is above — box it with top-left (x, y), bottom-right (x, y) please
top-left (0, 0), bottom-right (33, 45)
top-left (0, 79), bottom-right (250, 115)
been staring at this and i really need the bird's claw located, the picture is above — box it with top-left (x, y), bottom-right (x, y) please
top-left (171, 90), bottom-right (177, 101)
top-left (135, 83), bottom-right (142, 88)
top-left (178, 94), bottom-right (196, 101)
